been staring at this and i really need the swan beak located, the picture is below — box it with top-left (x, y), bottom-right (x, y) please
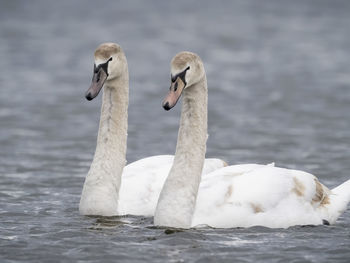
top-left (162, 77), bottom-right (186, 111)
top-left (85, 67), bottom-right (108, 101)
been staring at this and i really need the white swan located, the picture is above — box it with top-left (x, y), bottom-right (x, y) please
top-left (79, 43), bottom-right (227, 216)
top-left (154, 51), bottom-right (350, 228)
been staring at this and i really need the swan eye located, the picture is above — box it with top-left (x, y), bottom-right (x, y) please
top-left (96, 71), bottom-right (101, 82)
top-left (171, 66), bottom-right (190, 84)
top-left (95, 57), bottom-right (113, 76)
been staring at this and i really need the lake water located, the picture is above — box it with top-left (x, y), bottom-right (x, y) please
top-left (1, 0), bottom-right (350, 262)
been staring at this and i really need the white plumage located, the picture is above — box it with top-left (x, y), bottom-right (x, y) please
top-left (154, 51), bottom-right (350, 228)
top-left (194, 164), bottom-right (350, 228)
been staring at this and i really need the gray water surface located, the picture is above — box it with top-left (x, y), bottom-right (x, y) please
top-left (1, 0), bottom-right (350, 262)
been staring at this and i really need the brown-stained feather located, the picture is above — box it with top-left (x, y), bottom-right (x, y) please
top-left (312, 178), bottom-right (330, 207)
top-left (251, 203), bottom-right (263, 213)
top-left (292, 177), bottom-right (305, 197)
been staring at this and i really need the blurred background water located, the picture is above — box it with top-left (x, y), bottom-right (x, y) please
top-left (1, 0), bottom-right (350, 262)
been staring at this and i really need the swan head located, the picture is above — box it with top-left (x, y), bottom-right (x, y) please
top-left (85, 42), bottom-right (127, 101)
top-left (162, 51), bottom-right (205, 110)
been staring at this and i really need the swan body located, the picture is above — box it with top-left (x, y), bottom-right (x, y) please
top-left (194, 164), bottom-right (350, 228)
top-left (154, 51), bottom-right (350, 228)
top-left (79, 44), bottom-right (226, 216)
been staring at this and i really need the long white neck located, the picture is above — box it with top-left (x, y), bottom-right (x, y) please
top-left (154, 76), bottom-right (208, 228)
top-left (79, 72), bottom-right (129, 216)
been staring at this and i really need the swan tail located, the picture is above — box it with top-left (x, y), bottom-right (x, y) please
top-left (328, 179), bottom-right (350, 223)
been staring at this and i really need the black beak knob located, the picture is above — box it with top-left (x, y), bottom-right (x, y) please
top-left (163, 101), bottom-right (170, 111)
top-left (85, 92), bottom-right (93, 101)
